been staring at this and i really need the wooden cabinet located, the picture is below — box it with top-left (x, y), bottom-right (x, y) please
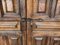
top-left (27, 0), bottom-right (60, 45)
top-left (0, 0), bottom-right (26, 45)
top-left (0, 0), bottom-right (60, 45)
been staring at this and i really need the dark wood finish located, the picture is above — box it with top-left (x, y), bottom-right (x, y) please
top-left (0, 0), bottom-right (4, 17)
top-left (21, 20), bottom-right (27, 45)
top-left (20, 0), bottom-right (27, 18)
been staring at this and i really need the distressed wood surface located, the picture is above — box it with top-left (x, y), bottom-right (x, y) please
top-left (27, 0), bottom-right (60, 45)
top-left (0, 0), bottom-right (26, 45)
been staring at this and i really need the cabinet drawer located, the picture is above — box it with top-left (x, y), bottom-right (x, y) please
top-left (32, 22), bottom-right (60, 29)
top-left (0, 21), bottom-right (20, 30)
top-left (32, 31), bottom-right (60, 36)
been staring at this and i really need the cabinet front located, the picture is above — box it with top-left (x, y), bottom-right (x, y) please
top-left (27, 0), bottom-right (60, 45)
top-left (27, 0), bottom-right (60, 21)
top-left (0, 0), bottom-right (21, 30)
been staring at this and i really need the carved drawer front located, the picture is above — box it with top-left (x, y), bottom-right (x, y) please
top-left (51, 37), bottom-right (60, 45)
top-left (32, 21), bottom-right (60, 29)
top-left (0, 20), bottom-right (20, 30)
top-left (32, 37), bottom-right (47, 45)
top-left (0, 31), bottom-right (21, 45)
top-left (32, 30), bottom-right (60, 36)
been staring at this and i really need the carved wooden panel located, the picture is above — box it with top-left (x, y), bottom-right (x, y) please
top-left (32, 37), bottom-right (47, 45)
top-left (0, 20), bottom-right (20, 30)
top-left (33, 0), bottom-right (48, 15)
top-left (27, 0), bottom-right (60, 21)
top-left (2, 0), bottom-right (20, 14)
top-left (37, 0), bottom-right (47, 13)
top-left (32, 22), bottom-right (60, 29)
top-left (31, 0), bottom-right (55, 21)
top-left (0, 31), bottom-right (21, 45)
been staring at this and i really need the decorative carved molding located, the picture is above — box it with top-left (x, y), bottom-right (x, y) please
top-left (37, 0), bottom-right (47, 13)
top-left (2, 0), bottom-right (20, 15)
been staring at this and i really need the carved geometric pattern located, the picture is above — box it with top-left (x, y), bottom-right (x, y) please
top-left (37, 0), bottom-right (47, 13)
top-left (4, 0), bottom-right (15, 12)
top-left (2, 0), bottom-right (19, 14)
